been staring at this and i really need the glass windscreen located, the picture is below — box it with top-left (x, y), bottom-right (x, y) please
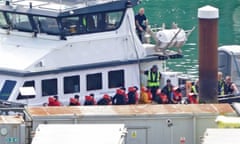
top-left (33, 16), bottom-right (60, 35)
top-left (7, 13), bottom-right (33, 32)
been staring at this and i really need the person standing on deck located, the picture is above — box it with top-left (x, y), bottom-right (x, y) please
top-left (191, 79), bottom-right (199, 95)
top-left (218, 72), bottom-right (225, 95)
top-left (144, 65), bottom-right (161, 102)
top-left (224, 76), bottom-right (239, 95)
top-left (135, 7), bottom-right (148, 43)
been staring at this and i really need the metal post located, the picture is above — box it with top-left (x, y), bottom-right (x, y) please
top-left (198, 5), bottom-right (219, 103)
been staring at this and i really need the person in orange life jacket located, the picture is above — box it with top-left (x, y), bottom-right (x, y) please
top-left (84, 93), bottom-right (96, 105)
top-left (218, 72), bottom-right (225, 95)
top-left (162, 79), bottom-right (174, 104)
top-left (69, 95), bottom-right (80, 106)
top-left (48, 96), bottom-right (61, 106)
top-left (127, 86), bottom-right (139, 104)
top-left (112, 87), bottom-right (128, 105)
top-left (187, 93), bottom-right (198, 104)
top-left (139, 86), bottom-right (152, 104)
top-left (97, 94), bottom-right (112, 105)
top-left (144, 65), bottom-right (161, 103)
top-left (224, 76), bottom-right (239, 95)
top-left (191, 79), bottom-right (199, 95)
top-left (155, 88), bottom-right (169, 104)
top-left (172, 87), bottom-right (182, 104)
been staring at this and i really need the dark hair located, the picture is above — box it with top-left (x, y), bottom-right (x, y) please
top-left (90, 93), bottom-right (94, 97)
top-left (167, 79), bottom-right (171, 82)
top-left (74, 95), bottom-right (80, 99)
top-left (53, 95), bottom-right (58, 100)
top-left (120, 87), bottom-right (126, 91)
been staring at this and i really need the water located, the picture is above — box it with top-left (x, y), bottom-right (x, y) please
top-left (135, 0), bottom-right (240, 78)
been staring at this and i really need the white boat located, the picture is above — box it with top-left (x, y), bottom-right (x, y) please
top-left (0, 0), bottom-right (192, 106)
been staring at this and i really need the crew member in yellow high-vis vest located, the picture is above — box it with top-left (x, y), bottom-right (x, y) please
top-left (144, 65), bottom-right (161, 102)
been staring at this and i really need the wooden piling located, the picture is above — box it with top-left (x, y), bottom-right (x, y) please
top-left (198, 5), bottom-right (219, 103)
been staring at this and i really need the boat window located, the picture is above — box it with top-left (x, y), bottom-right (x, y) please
top-left (62, 16), bottom-right (81, 35)
top-left (0, 80), bottom-right (16, 100)
top-left (33, 16), bottom-right (60, 35)
top-left (64, 75), bottom-right (80, 94)
top-left (7, 13), bottom-right (33, 32)
top-left (108, 70), bottom-right (124, 88)
top-left (105, 11), bottom-right (123, 30)
top-left (0, 12), bottom-right (8, 29)
top-left (17, 81), bottom-right (35, 100)
top-left (86, 73), bottom-right (102, 91)
top-left (84, 14), bottom-right (102, 32)
top-left (41, 78), bottom-right (58, 96)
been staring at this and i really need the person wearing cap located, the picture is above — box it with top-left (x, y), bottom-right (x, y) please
top-left (162, 79), bottom-right (174, 104)
top-left (144, 65), bottom-right (161, 102)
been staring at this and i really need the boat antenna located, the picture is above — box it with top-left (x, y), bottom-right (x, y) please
top-left (59, 0), bottom-right (62, 12)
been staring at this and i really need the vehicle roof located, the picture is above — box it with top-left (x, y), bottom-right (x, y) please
top-left (0, 115), bottom-right (24, 124)
top-left (31, 124), bottom-right (126, 144)
top-left (0, 0), bottom-right (139, 17)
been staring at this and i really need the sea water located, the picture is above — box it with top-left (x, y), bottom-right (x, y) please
top-left (135, 0), bottom-right (240, 78)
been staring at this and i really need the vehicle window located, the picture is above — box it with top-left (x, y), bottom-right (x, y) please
top-left (64, 75), bottom-right (80, 94)
top-left (86, 73), bottom-right (102, 90)
top-left (0, 80), bottom-right (16, 100)
top-left (17, 81), bottom-right (35, 100)
top-left (33, 16), bottom-right (60, 35)
top-left (0, 12), bottom-right (8, 28)
top-left (105, 11), bottom-right (123, 30)
top-left (7, 13), bottom-right (33, 32)
top-left (108, 70), bottom-right (124, 88)
top-left (41, 78), bottom-right (57, 96)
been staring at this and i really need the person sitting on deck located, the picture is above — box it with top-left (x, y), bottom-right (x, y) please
top-left (224, 76), bottom-right (239, 95)
top-left (155, 88), bottom-right (169, 104)
top-left (112, 87), bottom-right (128, 105)
top-left (187, 92), bottom-right (198, 104)
top-left (48, 96), bottom-right (61, 106)
top-left (139, 86), bottom-right (152, 104)
top-left (84, 93), bottom-right (96, 106)
top-left (162, 79), bottom-right (174, 104)
top-left (127, 86), bottom-right (139, 104)
top-left (97, 94), bottom-right (112, 105)
top-left (69, 95), bottom-right (81, 106)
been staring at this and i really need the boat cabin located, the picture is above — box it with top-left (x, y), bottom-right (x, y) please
top-left (0, 0), bottom-right (185, 105)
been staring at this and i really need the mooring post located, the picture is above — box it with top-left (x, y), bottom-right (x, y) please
top-left (198, 5), bottom-right (219, 103)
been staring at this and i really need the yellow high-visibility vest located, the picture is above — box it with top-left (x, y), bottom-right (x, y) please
top-left (147, 72), bottom-right (160, 87)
